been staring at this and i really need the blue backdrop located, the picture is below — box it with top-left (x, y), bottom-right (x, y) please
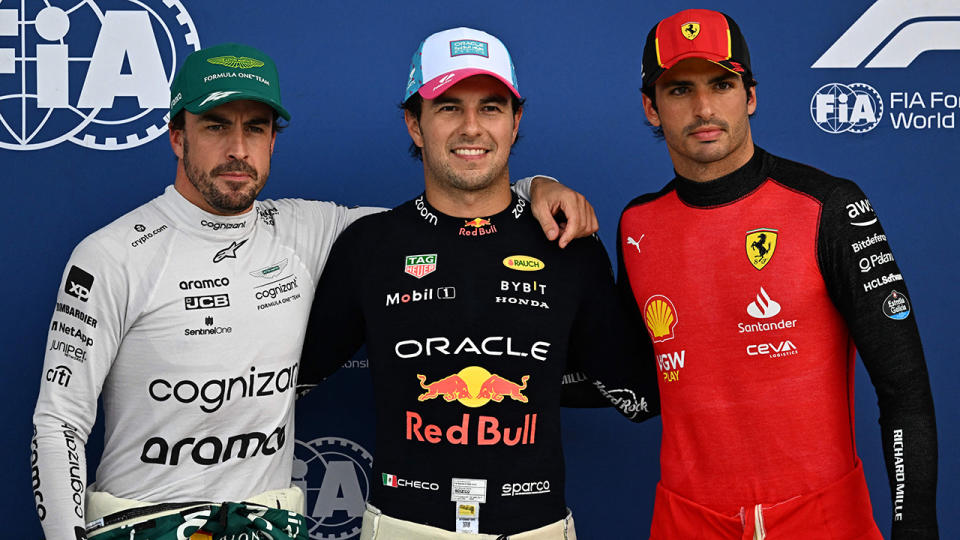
top-left (4, 1), bottom-right (957, 538)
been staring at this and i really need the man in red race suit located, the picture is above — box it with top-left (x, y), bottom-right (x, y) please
top-left (618, 9), bottom-right (938, 540)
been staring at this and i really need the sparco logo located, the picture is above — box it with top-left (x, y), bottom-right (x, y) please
top-left (180, 277), bottom-right (230, 290)
top-left (46, 365), bottom-right (73, 388)
top-left (140, 424), bottom-right (286, 466)
top-left (502, 480), bottom-right (550, 497)
top-left (812, 0), bottom-right (960, 69)
top-left (0, 0), bottom-right (200, 150)
top-left (201, 219), bottom-right (245, 231)
top-left (148, 362), bottom-right (298, 413)
top-left (293, 437), bottom-right (373, 540)
top-left (64, 265), bottom-right (94, 302)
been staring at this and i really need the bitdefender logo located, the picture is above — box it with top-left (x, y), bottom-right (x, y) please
top-left (0, 1), bottom-right (200, 151)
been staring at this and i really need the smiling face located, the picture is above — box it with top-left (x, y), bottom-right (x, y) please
top-left (643, 58), bottom-right (756, 181)
top-left (405, 75), bottom-right (522, 196)
top-left (170, 99), bottom-right (277, 215)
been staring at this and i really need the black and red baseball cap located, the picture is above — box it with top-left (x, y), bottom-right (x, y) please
top-left (641, 9), bottom-right (752, 91)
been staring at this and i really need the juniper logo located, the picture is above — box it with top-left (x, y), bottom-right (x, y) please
top-left (0, 0), bottom-right (200, 151)
top-left (812, 0), bottom-right (960, 69)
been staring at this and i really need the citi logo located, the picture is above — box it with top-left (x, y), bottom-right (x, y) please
top-left (747, 341), bottom-right (799, 358)
top-left (812, 0), bottom-right (960, 69)
top-left (45, 365), bottom-right (72, 388)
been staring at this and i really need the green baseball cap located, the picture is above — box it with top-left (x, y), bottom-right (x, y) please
top-left (169, 43), bottom-right (290, 121)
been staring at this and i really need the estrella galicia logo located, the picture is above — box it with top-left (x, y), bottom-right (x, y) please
top-left (0, 1), bottom-right (200, 151)
top-left (213, 239), bottom-right (248, 263)
top-left (64, 266), bottom-right (94, 302)
top-left (882, 290), bottom-right (911, 320)
top-left (293, 437), bottom-right (372, 540)
top-left (811, 83), bottom-right (883, 134)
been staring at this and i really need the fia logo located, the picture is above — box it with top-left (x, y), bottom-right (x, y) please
top-left (0, 1), bottom-right (200, 150)
top-left (293, 437), bottom-right (372, 540)
top-left (810, 83), bottom-right (882, 134)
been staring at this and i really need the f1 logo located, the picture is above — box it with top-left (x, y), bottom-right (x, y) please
top-left (64, 266), bottom-right (94, 302)
top-left (813, 0), bottom-right (960, 68)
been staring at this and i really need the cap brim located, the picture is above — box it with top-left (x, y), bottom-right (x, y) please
top-left (183, 90), bottom-right (291, 121)
top-left (418, 68), bottom-right (521, 100)
top-left (647, 54), bottom-right (744, 88)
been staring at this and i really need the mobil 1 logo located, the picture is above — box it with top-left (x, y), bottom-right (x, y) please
top-left (64, 266), bottom-right (94, 302)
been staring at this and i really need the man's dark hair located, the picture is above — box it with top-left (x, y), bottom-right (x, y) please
top-left (400, 93), bottom-right (526, 160)
top-left (168, 109), bottom-right (287, 134)
top-left (641, 73), bottom-right (757, 139)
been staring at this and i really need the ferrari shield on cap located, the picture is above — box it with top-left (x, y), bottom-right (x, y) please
top-left (641, 9), bottom-right (752, 90)
top-left (403, 27), bottom-right (520, 102)
top-left (169, 43), bottom-right (290, 121)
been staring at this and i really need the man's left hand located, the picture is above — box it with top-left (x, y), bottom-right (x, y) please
top-left (529, 176), bottom-right (599, 248)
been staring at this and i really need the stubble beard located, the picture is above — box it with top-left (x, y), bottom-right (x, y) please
top-left (182, 135), bottom-right (268, 214)
top-left (424, 146), bottom-right (509, 194)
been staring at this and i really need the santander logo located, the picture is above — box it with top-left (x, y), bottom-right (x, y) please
top-left (747, 287), bottom-right (781, 319)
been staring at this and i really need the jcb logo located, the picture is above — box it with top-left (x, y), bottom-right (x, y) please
top-left (0, 1), bottom-right (200, 151)
top-left (184, 294), bottom-right (230, 310)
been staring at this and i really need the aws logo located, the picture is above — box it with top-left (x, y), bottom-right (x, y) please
top-left (417, 367), bottom-right (529, 407)
top-left (643, 295), bottom-right (678, 343)
top-left (812, 0), bottom-right (960, 69)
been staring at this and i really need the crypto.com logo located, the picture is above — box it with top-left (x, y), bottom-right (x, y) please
top-left (812, 0), bottom-right (960, 68)
top-left (0, 1), bottom-right (200, 151)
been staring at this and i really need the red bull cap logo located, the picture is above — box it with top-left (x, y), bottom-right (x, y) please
top-left (464, 218), bottom-right (491, 228)
top-left (417, 366), bottom-right (529, 406)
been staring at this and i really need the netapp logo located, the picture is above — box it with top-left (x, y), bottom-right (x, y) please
top-left (64, 266), bottom-right (94, 302)
top-left (148, 363), bottom-right (298, 413)
top-left (179, 277), bottom-right (230, 290)
top-left (184, 294), bottom-right (230, 310)
top-left (385, 287), bottom-right (456, 306)
top-left (502, 480), bottom-right (550, 497)
top-left (812, 0), bottom-right (960, 69)
top-left (50, 320), bottom-right (94, 347)
top-left (46, 365), bottom-right (73, 388)
top-left (201, 219), bottom-right (245, 231)
top-left (140, 424), bottom-right (286, 466)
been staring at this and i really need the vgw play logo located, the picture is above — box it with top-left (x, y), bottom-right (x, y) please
top-left (0, 0), bottom-right (199, 151)
top-left (809, 0), bottom-right (960, 134)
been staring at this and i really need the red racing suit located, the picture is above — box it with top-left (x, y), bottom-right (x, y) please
top-left (618, 147), bottom-right (937, 539)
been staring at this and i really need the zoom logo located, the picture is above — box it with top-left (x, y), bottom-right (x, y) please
top-left (812, 0), bottom-right (960, 68)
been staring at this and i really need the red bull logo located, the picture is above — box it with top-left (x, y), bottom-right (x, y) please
top-left (406, 411), bottom-right (538, 446)
top-left (459, 218), bottom-right (497, 237)
top-left (416, 367), bottom-right (529, 406)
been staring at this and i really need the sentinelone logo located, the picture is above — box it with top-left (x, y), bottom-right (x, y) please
top-left (811, 83), bottom-right (957, 133)
top-left (0, 1), bottom-right (200, 150)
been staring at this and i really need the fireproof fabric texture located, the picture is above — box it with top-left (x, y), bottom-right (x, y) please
top-left (618, 146), bottom-right (938, 539)
top-left (300, 192), bottom-right (655, 535)
top-left (29, 178), bottom-right (535, 540)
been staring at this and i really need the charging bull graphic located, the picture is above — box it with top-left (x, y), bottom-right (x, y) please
top-left (417, 374), bottom-right (472, 401)
top-left (476, 374), bottom-right (529, 403)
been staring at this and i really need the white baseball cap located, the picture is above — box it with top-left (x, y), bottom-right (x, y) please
top-left (403, 27), bottom-right (520, 102)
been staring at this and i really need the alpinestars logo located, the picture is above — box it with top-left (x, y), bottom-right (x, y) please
top-left (812, 0), bottom-right (960, 68)
top-left (213, 239), bottom-right (248, 263)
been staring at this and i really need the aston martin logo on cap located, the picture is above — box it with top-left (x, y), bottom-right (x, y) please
top-left (681, 22), bottom-right (701, 40)
top-left (207, 56), bottom-right (266, 69)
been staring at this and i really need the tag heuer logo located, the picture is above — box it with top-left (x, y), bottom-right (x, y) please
top-left (206, 56), bottom-right (265, 69)
top-left (405, 254), bottom-right (437, 279)
top-left (681, 22), bottom-right (701, 40)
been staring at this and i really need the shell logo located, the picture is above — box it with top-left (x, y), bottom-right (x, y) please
top-left (643, 295), bottom-right (678, 342)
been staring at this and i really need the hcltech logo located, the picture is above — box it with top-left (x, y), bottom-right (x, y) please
top-left (810, 83), bottom-right (882, 134)
top-left (812, 0), bottom-right (960, 69)
top-left (294, 437), bottom-right (372, 540)
top-left (0, 1), bottom-right (199, 151)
